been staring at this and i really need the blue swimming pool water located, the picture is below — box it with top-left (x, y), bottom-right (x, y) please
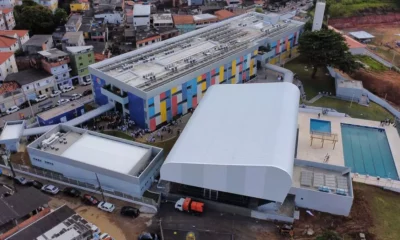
top-left (310, 119), bottom-right (331, 133)
top-left (341, 124), bottom-right (399, 180)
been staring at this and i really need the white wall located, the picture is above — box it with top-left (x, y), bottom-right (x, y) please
top-left (22, 76), bottom-right (55, 95)
top-left (29, 153), bottom-right (143, 196)
top-left (50, 63), bottom-right (69, 75)
top-left (0, 54), bottom-right (17, 81)
top-left (0, 0), bottom-right (16, 8)
top-left (19, 33), bottom-right (29, 45)
top-left (290, 187), bottom-right (353, 216)
top-left (95, 13), bottom-right (124, 24)
top-left (0, 41), bottom-right (19, 52)
top-left (312, 1), bottom-right (325, 31)
top-left (134, 16), bottom-right (150, 28)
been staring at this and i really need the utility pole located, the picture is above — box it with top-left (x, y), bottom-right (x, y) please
top-left (95, 173), bottom-right (105, 202)
top-left (5, 150), bottom-right (17, 192)
top-left (22, 89), bottom-right (35, 118)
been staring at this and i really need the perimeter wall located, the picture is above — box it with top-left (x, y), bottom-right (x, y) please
top-left (329, 13), bottom-right (400, 28)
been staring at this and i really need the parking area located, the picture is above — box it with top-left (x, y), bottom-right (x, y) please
top-left (0, 171), bottom-right (155, 240)
top-left (157, 202), bottom-right (281, 240)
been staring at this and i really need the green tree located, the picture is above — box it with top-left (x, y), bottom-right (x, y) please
top-left (316, 231), bottom-right (341, 240)
top-left (298, 29), bottom-right (361, 78)
top-left (15, 5), bottom-right (54, 35)
top-left (255, 7), bottom-right (263, 13)
top-left (53, 8), bottom-right (68, 25)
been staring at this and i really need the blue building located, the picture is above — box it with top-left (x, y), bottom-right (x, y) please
top-left (37, 102), bottom-right (85, 126)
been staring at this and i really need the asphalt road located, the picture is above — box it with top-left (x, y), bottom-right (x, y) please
top-left (0, 85), bottom-right (92, 128)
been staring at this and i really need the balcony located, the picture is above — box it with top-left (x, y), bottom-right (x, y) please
top-left (101, 84), bottom-right (129, 104)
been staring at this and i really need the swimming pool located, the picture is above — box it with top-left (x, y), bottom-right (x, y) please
top-left (341, 124), bottom-right (399, 180)
top-left (310, 119), bottom-right (331, 133)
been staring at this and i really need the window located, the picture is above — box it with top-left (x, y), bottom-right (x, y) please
top-left (26, 86), bottom-right (29, 90)
top-left (63, 74), bottom-right (66, 77)
top-left (45, 88), bottom-right (48, 92)
top-left (88, 54), bottom-right (91, 57)
top-left (79, 56), bottom-right (82, 60)
top-left (79, 63), bottom-right (83, 66)
top-left (37, 83), bottom-right (40, 86)
top-left (44, 161), bottom-right (54, 165)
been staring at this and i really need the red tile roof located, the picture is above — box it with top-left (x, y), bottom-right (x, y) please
top-left (0, 36), bottom-right (17, 48)
top-left (0, 30), bottom-right (29, 38)
top-left (214, 10), bottom-right (235, 20)
top-left (1, 8), bottom-right (12, 14)
top-left (0, 81), bottom-right (18, 95)
top-left (0, 52), bottom-right (13, 65)
top-left (329, 26), bottom-right (366, 49)
top-left (172, 15), bottom-right (194, 25)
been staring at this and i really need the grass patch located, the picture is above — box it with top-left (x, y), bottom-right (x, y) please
top-left (354, 183), bottom-right (400, 240)
top-left (373, 47), bottom-right (400, 67)
top-left (285, 57), bottom-right (335, 99)
top-left (327, 1), bottom-right (398, 18)
top-left (354, 55), bottom-right (388, 72)
top-left (101, 130), bottom-right (177, 156)
top-left (310, 97), bottom-right (394, 121)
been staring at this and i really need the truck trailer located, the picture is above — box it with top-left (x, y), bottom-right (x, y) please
top-left (175, 198), bottom-right (204, 215)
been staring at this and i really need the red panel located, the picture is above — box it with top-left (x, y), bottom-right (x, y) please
top-left (285, 36), bottom-right (289, 50)
top-left (211, 78), bottom-right (215, 85)
top-left (211, 69), bottom-right (215, 75)
top-left (160, 92), bottom-right (166, 99)
top-left (239, 64), bottom-right (243, 72)
top-left (240, 56), bottom-right (244, 62)
top-left (202, 73), bottom-right (206, 80)
top-left (192, 96), bottom-right (197, 107)
top-left (276, 40), bottom-right (280, 54)
top-left (171, 95), bottom-right (178, 116)
top-left (243, 72), bottom-right (246, 80)
top-left (150, 118), bottom-right (156, 131)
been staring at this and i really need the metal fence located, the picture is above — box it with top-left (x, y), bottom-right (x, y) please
top-left (0, 163), bottom-right (160, 210)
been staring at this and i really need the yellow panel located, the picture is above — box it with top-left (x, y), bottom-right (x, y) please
top-left (250, 59), bottom-right (254, 76)
top-left (231, 60), bottom-right (236, 76)
top-left (253, 50), bottom-right (258, 55)
top-left (286, 41), bottom-right (291, 52)
top-left (219, 66), bottom-right (224, 82)
top-left (160, 101), bottom-right (167, 122)
top-left (171, 87), bottom-right (177, 94)
top-left (197, 76), bottom-right (202, 82)
top-left (202, 82), bottom-right (206, 91)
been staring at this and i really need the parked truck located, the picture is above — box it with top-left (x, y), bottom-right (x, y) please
top-left (175, 197), bottom-right (204, 215)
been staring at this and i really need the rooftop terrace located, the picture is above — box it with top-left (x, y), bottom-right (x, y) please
top-left (90, 12), bottom-right (303, 93)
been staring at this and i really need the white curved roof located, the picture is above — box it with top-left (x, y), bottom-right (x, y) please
top-left (161, 83), bottom-right (300, 202)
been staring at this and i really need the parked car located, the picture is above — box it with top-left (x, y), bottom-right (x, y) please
top-left (19, 100), bottom-right (35, 109)
top-left (70, 93), bottom-right (82, 100)
top-left (57, 99), bottom-right (70, 106)
top-left (41, 184), bottom-right (60, 195)
top-left (63, 187), bottom-right (81, 197)
top-left (81, 79), bottom-right (92, 86)
top-left (50, 90), bottom-right (61, 98)
top-left (97, 202), bottom-right (115, 213)
top-left (14, 176), bottom-right (28, 185)
top-left (82, 194), bottom-right (99, 205)
top-left (120, 206), bottom-right (140, 218)
top-left (6, 106), bottom-right (19, 114)
top-left (35, 94), bottom-right (48, 102)
top-left (138, 233), bottom-right (159, 240)
top-left (62, 86), bottom-right (75, 93)
top-left (26, 180), bottom-right (44, 190)
top-left (82, 89), bottom-right (92, 96)
top-left (99, 233), bottom-right (114, 240)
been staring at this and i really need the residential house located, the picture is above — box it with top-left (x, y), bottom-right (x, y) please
top-left (90, 23), bottom-right (108, 42)
top-left (95, 9), bottom-right (125, 24)
top-left (22, 35), bottom-right (53, 55)
top-left (5, 68), bottom-right (56, 100)
top-left (172, 15), bottom-right (195, 34)
top-left (63, 31), bottom-right (85, 47)
top-left (152, 13), bottom-right (173, 28)
top-left (214, 9), bottom-right (235, 21)
top-left (1, 8), bottom-right (15, 30)
top-left (0, 81), bottom-right (22, 112)
top-left (5, 205), bottom-right (93, 240)
top-left (78, 17), bottom-right (94, 40)
top-left (0, 0), bottom-right (16, 9)
top-left (70, 2), bottom-right (89, 12)
top-left (0, 11), bottom-right (5, 30)
top-left (133, 4), bottom-right (150, 29)
top-left (159, 28), bottom-right (179, 41)
top-left (0, 35), bottom-right (19, 52)
top-left (0, 51), bottom-right (17, 81)
top-left (0, 188), bottom-right (50, 237)
top-left (135, 28), bottom-right (160, 48)
top-left (66, 46), bottom-right (94, 85)
top-left (65, 14), bottom-right (82, 32)
top-left (38, 48), bottom-right (72, 89)
top-left (0, 30), bottom-right (29, 49)
top-left (193, 14), bottom-right (218, 28)
top-left (125, 9), bottom-right (133, 24)
top-left (52, 26), bottom-right (66, 47)
top-left (33, 0), bottom-right (58, 12)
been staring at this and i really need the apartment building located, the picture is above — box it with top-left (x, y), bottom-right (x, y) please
top-left (66, 46), bottom-right (94, 85)
top-left (0, 8), bottom-right (15, 30)
top-left (38, 48), bottom-right (72, 89)
top-left (22, 35), bottom-right (53, 54)
top-left (0, 51), bottom-right (17, 81)
top-left (0, 30), bottom-right (30, 49)
top-left (0, 35), bottom-right (19, 52)
top-left (33, 0), bottom-right (58, 12)
top-left (0, 0), bottom-right (16, 9)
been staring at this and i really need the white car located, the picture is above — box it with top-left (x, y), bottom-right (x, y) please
top-left (62, 86), bottom-right (75, 93)
top-left (35, 94), bottom-right (48, 102)
top-left (99, 233), bottom-right (114, 240)
top-left (97, 202), bottom-right (115, 213)
top-left (57, 99), bottom-right (70, 106)
top-left (81, 80), bottom-right (91, 86)
top-left (14, 176), bottom-right (28, 185)
top-left (6, 106), bottom-right (19, 114)
top-left (41, 184), bottom-right (60, 195)
top-left (70, 93), bottom-right (82, 100)
top-left (50, 90), bottom-right (61, 98)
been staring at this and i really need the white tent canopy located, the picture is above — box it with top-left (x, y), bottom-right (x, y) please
top-left (161, 83), bottom-right (300, 203)
top-left (349, 31), bottom-right (374, 40)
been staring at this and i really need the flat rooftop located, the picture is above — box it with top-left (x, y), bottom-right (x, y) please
top-left (90, 12), bottom-right (303, 93)
top-left (0, 121), bottom-right (24, 141)
top-left (337, 79), bottom-right (363, 89)
top-left (37, 102), bottom-right (83, 121)
top-left (30, 125), bottom-right (158, 176)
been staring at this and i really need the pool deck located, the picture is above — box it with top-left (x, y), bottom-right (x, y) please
top-left (297, 112), bottom-right (400, 189)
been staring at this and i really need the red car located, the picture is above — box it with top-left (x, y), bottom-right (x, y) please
top-left (82, 194), bottom-right (99, 205)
